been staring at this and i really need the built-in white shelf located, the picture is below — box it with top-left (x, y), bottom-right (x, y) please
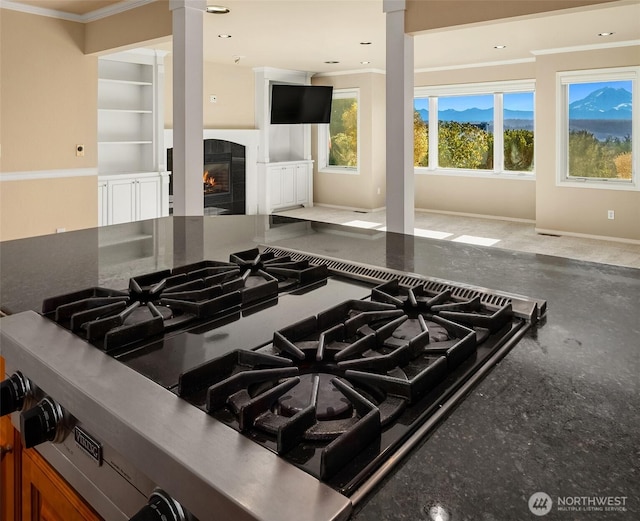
top-left (98, 49), bottom-right (168, 225)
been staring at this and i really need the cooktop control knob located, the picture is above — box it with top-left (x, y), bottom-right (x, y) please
top-left (129, 489), bottom-right (194, 521)
top-left (20, 397), bottom-right (64, 449)
top-left (0, 372), bottom-right (32, 416)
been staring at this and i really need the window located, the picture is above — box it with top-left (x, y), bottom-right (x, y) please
top-left (558, 67), bottom-right (638, 189)
top-left (438, 94), bottom-right (494, 170)
top-left (414, 80), bottom-right (535, 176)
top-left (318, 89), bottom-right (359, 173)
top-left (504, 92), bottom-right (535, 172)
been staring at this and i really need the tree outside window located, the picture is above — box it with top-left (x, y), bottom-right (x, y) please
top-left (329, 94), bottom-right (358, 168)
top-left (438, 95), bottom-right (493, 170)
top-left (504, 92), bottom-right (534, 172)
top-left (414, 99), bottom-right (429, 167)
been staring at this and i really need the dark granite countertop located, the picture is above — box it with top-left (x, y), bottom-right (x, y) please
top-left (1, 215), bottom-right (638, 520)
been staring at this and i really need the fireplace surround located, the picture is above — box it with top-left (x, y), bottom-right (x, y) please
top-left (167, 139), bottom-right (246, 215)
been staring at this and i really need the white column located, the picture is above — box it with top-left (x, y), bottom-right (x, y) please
top-left (170, 0), bottom-right (205, 216)
top-left (384, 0), bottom-right (414, 234)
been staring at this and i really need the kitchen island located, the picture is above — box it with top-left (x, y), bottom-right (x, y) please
top-left (1, 215), bottom-right (638, 520)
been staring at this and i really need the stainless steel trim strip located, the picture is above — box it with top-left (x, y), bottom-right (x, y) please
top-left (262, 246), bottom-right (546, 321)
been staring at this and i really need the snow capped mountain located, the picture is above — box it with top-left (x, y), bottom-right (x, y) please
top-left (569, 87), bottom-right (632, 120)
top-left (413, 86), bottom-right (631, 124)
top-left (416, 107), bottom-right (533, 122)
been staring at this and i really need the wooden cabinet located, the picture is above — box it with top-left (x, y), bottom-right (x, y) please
top-left (21, 448), bottom-right (103, 521)
top-left (99, 172), bottom-right (169, 226)
top-left (1, 357), bottom-right (103, 521)
top-left (264, 161), bottom-right (313, 213)
top-left (1, 357), bottom-right (21, 521)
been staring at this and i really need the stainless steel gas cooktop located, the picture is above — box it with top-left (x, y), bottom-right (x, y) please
top-left (0, 246), bottom-right (546, 521)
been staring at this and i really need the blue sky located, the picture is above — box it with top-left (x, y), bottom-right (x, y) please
top-left (568, 80), bottom-right (632, 103)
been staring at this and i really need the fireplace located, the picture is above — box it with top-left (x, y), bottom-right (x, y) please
top-left (167, 139), bottom-right (246, 214)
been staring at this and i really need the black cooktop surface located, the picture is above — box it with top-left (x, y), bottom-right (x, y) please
top-left (116, 277), bottom-right (372, 388)
top-left (39, 248), bottom-right (536, 497)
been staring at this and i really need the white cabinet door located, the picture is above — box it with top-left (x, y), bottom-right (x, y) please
top-left (109, 178), bottom-right (136, 225)
top-left (281, 165), bottom-right (296, 207)
top-left (137, 176), bottom-right (160, 221)
top-left (98, 181), bottom-right (108, 227)
top-left (100, 173), bottom-right (167, 226)
top-left (268, 167), bottom-right (283, 209)
top-left (295, 163), bottom-right (309, 205)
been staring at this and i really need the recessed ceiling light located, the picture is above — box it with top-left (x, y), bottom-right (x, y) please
top-left (494, 45), bottom-right (507, 49)
top-left (324, 61), bottom-right (339, 64)
top-left (206, 5), bottom-right (230, 14)
top-left (598, 32), bottom-right (614, 36)
top-left (360, 41), bottom-right (372, 45)
top-left (218, 34), bottom-right (232, 39)
top-left (360, 61), bottom-right (370, 65)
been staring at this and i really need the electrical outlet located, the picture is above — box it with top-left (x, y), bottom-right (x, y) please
top-left (607, 210), bottom-right (615, 220)
top-left (76, 144), bottom-right (84, 157)
top-left (377, 187), bottom-right (381, 195)
top-left (209, 95), bottom-right (217, 103)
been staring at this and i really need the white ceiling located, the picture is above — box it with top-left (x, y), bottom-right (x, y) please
top-left (7, 0), bottom-right (640, 74)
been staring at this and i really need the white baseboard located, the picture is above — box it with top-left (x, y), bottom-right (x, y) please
top-left (415, 207), bottom-right (536, 224)
top-left (314, 203), bottom-right (386, 213)
top-left (535, 228), bottom-right (640, 246)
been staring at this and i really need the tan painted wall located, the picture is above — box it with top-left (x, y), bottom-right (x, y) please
top-left (311, 72), bottom-right (386, 211)
top-left (1, 10), bottom-right (97, 172)
top-left (84, 0), bottom-right (172, 55)
top-left (415, 175), bottom-right (536, 220)
top-left (164, 57), bottom-right (256, 129)
top-left (414, 61), bottom-right (537, 221)
top-left (405, 0), bottom-right (619, 34)
top-left (0, 9), bottom-right (98, 241)
top-left (535, 46), bottom-right (640, 241)
top-left (0, 176), bottom-right (98, 241)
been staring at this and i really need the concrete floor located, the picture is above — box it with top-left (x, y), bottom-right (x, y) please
top-left (274, 206), bottom-right (640, 269)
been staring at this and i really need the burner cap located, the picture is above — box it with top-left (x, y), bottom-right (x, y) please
top-left (278, 373), bottom-right (352, 420)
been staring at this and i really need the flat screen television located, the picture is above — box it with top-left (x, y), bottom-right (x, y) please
top-left (270, 84), bottom-right (333, 124)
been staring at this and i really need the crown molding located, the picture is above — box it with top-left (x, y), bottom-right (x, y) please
top-left (531, 39), bottom-right (640, 56)
top-left (314, 68), bottom-right (386, 78)
top-left (0, 0), bottom-right (155, 23)
top-left (415, 57), bottom-right (535, 74)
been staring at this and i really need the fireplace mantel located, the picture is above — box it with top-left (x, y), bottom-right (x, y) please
top-left (164, 129), bottom-right (259, 214)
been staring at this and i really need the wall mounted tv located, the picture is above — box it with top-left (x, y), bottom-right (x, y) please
top-left (270, 84), bottom-right (333, 124)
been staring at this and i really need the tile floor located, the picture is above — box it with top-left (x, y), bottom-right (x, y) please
top-left (274, 206), bottom-right (640, 269)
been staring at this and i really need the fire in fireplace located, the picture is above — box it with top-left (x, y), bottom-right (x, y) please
top-left (203, 158), bottom-right (231, 196)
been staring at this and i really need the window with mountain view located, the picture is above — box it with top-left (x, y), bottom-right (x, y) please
top-left (559, 68), bottom-right (636, 187)
top-left (568, 81), bottom-right (632, 179)
top-left (414, 81), bottom-right (535, 175)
